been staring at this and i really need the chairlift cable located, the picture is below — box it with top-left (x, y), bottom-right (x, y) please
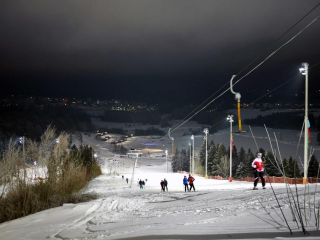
top-left (166, 3), bottom-right (320, 137)
top-left (158, 15), bottom-right (320, 141)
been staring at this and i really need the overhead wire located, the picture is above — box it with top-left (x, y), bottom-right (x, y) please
top-left (243, 61), bottom-right (320, 107)
top-left (223, 60), bottom-right (320, 129)
top-left (236, 1), bottom-right (320, 78)
top-left (165, 15), bottom-right (320, 138)
top-left (232, 15), bottom-right (320, 89)
top-left (161, 3), bottom-right (320, 140)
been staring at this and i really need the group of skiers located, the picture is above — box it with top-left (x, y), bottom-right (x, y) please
top-left (120, 154), bottom-right (264, 192)
top-left (122, 175), bottom-right (129, 184)
top-left (138, 179), bottom-right (146, 189)
top-left (183, 174), bottom-right (195, 192)
top-left (160, 178), bottom-right (168, 191)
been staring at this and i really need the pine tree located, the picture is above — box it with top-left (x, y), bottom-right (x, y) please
top-left (207, 141), bottom-right (216, 176)
top-left (235, 162), bottom-right (247, 179)
top-left (209, 140), bottom-right (215, 148)
top-left (176, 148), bottom-right (183, 171)
top-left (181, 149), bottom-right (189, 172)
top-left (282, 158), bottom-right (289, 177)
top-left (287, 156), bottom-right (294, 178)
top-left (212, 143), bottom-right (226, 175)
top-left (238, 147), bottom-right (246, 164)
top-left (215, 155), bottom-right (229, 178)
top-left (264, 151), bottom-right (282, 177)
top-left (288, 156), bottom-right (302, 178)
top-left (245, 148), bottom-right (255, 177)
top-left (292, 159), bottom-right (302, 178)
top-left (199, 139), bottom-right (206, 167)
top-left (171, 148), bottom-right (179, 172)
top-left (308, 155), bottom-right (319, 177)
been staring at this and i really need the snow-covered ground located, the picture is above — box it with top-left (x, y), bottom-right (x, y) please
top-left (89, 108), bottom-right (320, 162)
top-left (88, 121), bottom-right (320, 164)
top-left (2, 109), bottom-right (320, 240)
top-left (1, 151), bottom-right (320, 240)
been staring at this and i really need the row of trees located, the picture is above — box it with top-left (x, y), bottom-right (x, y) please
top-left (0, 104), bottom-right (93, 145)
top-left (0, 126), bottom-right (102, 223)
top-left (172, 140), bottom-right (320, 179)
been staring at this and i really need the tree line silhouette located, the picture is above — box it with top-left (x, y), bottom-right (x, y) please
top-left (0, 104), bottom-right (93, 145)
top-left (172, 140), bottom-right (319, 179)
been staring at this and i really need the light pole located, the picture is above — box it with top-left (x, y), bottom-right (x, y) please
top-left (19, 136), bottom-right (25, 181)
top-left (93, 153), bottom-right (97, 166)
top-left (171, 137), bottom-right (174, 157)
top-left (227, 115), bottom-right (234, 182)
top-left (130, 153), bottom-right (139, 188)
top-left (188, 142), bottom-right (191, 173)
top-left (168, 128), bottom-right (174, 157)
top-left (300, 62), bottom-right (309, 184)
top-left (165, 150), bottom-right (168, 173)
top-left (204, 128), bottom-right (209, 179)
top-left (19, 136), bottom-right (25, 159)
top-left (191, 135), bottom-right (194, 174)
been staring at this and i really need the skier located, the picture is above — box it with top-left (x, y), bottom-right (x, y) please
top-left (126, 178), bottom-right (128, 184)
top-left (160, 180), bottom-right (165, 191)
top-left (183, 176), bottom-right (189, 192)
top-left (252, 152), bottom-right (266, 190)
top-left (164, 178), bottom-right (168, 191)
top-left (142, 180), bottom-right (145, 189)
top-left (188, 174), bottom-right (195, 192)
top-left (139, 179), bottom-right (143, 189)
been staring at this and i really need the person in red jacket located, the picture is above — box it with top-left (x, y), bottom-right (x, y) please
top-left (188, 174), bottom-right (195, 192)
top-left (251, 153), bottom-right (266, 190)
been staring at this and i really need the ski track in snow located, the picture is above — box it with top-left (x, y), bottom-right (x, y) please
top-left (45, 175), bottom-right (320, 240)
top-left (2, 124), bottom-right (320, 240)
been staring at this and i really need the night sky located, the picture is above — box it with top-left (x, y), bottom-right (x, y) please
top-left (1, 0), bottom-right (320, 106)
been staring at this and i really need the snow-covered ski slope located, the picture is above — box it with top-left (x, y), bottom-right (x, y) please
top-left (2, 113), bottom-right (320, 240)
top-left (1, 153), bottom-right (320, 240)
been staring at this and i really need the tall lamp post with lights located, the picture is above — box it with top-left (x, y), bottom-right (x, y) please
top-left (227, 115), bottom-right (234, 182)
top-left (191, 135), bottom-right (194, 174)
top-left (188, 142), bottom-right (192, 173)
top-left (299, 62), bottom-right (309, 184)
top-left (204, 128), bottom-right (209, 179)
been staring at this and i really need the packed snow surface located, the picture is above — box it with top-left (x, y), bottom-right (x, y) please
top-left (2, 154), bottom-right (320, 240)
top-left (2, 118), bottom-right (320, 239)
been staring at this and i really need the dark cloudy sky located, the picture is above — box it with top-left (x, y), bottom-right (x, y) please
top-left (1, 0), bottom-right (320, 105)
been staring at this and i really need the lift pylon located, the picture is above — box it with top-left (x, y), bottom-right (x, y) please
top-left (230, 75), bottom-right (246, 133)
top-left (168, 128), bottom-right (174, 156)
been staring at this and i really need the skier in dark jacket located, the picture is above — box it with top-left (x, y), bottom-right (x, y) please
top-left (188, 174), bottom-right (195, 192)
top-left (160, 180), bottom-right (165, 191)
top-left (183, 176), bottom-right (189, 192)
top-left (164, 178), bottom-right (168, 191)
